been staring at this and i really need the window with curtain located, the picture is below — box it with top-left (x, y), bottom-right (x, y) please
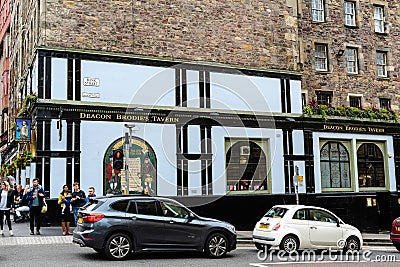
top-left (315, 44), bottom-right (328, 71)
top-left (345, 47), bottom-right (358, 74)
top-left (311, 0), bottom-right (325, 22)
top-left (376, 51), bottom-right (387, 77)
top-left (357, 143), bottom-right (385, 188)
top-left (344, 1), bottom-right (356, 26)
top-left (374, 6), bottom-right (384, 33)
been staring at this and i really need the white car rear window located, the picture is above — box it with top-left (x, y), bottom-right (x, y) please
top-left (264, 207), bottom-right (288, 218)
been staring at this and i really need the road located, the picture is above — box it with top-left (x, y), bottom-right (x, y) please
top-left (1, 244), bottom-right (398, 266)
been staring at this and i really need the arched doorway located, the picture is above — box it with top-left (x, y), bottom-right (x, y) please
top-left (357, 143), bottom-right (385, 187)
top-left (103, 137), bottom-right (157, 195)
top-left (225, 140), bottom-right (268, 191)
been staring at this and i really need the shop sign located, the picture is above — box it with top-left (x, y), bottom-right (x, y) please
top-left (78, 111), bottom-right (180, 123)
top-left (83, 77), bottom-right (100, 87)
top-left (323, 124), bottom-right (385, 133)
top-left (15, 118), bottom-right (32, 142)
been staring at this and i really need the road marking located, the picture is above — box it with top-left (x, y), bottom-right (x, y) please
top-left (0, 236), bottom-right (72, 246)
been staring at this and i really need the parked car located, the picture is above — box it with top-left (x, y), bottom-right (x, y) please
top-left (252, 205), bottom-right (363, 253)
top-left (390, 216), bottom-right (400, 252)
top-left (73, 195), bottom-right (236, 260)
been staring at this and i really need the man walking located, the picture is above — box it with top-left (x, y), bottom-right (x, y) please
top-left (26, 178), bottom-right (46, 235)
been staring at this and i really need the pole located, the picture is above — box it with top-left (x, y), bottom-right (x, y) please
top-left (124, 132), bottom-right (129, 195)
top-left (294, 166), bottom-right (299, 205)
top-left (124, 124), bottom-right (135, 195)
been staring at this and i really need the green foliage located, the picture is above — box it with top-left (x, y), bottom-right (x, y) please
top-left (303, 104), bottom-right (398, 122)
top-left (16, 94), bottom-right (37, 118)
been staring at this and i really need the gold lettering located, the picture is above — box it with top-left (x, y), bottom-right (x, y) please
top-left (368, 127), bottom-right (384, 133)
top-left (323, 125), bottom-right (343, 130)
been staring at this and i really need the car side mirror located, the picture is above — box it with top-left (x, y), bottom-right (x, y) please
top-left (336, 220), bottom-right (340, 227)
top-left (187, 213), bottom-right (196, 221)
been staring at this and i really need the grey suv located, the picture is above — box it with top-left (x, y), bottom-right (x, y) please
top-left (73, 195), bottom-right (237, 260)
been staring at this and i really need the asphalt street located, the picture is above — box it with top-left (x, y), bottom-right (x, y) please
top-left (0, 243), bottom-right (399, 267)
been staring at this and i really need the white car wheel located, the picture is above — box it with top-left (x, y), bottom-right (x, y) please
top-left (280, 235), bottom-right (299, 253)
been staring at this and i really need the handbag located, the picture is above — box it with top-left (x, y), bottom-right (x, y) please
top-left (41, 199), bottom-right (48, 213)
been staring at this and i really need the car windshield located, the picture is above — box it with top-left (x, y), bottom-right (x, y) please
top-left (264, 207), bottom-right (288, 218)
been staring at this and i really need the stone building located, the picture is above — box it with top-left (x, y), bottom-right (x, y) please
top-left (2, 0), bottom-right (400, 231)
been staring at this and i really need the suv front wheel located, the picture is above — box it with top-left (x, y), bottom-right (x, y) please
top-left (104, 233), bottom-right (133, 260)
top-left (205, 233), bottom-right (228, 258)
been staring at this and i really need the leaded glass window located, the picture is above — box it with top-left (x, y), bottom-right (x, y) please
top-left (320, 142), bottom-right (351, 189)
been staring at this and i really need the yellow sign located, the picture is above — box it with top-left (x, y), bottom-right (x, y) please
top-left (297, 176), bottom-right (303, 182)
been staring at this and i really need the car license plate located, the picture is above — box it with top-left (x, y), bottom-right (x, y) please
top-left (78, 217), bottom-right (83, 224)
top-left (397, 226), bottom-right (400, 232)
top-left (259, 224), bottom-right (269, 229)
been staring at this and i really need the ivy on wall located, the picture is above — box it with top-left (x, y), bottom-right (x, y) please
top-left (303, 104), bottom-right (398, 122)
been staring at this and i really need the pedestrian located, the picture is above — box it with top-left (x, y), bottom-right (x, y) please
top-left (0, 181), bottom-right (15, 236)
top-left (26, 178), bottom-right (46, 235)
top-left (85, 186), bottom-right (96, 202)
top-left (58, 185), bottom-right (73, 235)
top-left (71, 182), bottom-right (86, 226)
top-left (14, 185), bottom-right (30, 222)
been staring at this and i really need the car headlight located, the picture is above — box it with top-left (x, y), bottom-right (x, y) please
top-left (227, 224), bottom-right (236, 233)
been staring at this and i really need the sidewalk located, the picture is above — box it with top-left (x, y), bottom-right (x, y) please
top-left (0, 221), bottom-right (73, 246)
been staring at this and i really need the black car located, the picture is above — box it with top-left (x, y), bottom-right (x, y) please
top-left (73, 195), bottom-right (237, 260)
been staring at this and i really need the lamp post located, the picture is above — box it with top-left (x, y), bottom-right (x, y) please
top-left (124, 124), bottom-right (135, 195)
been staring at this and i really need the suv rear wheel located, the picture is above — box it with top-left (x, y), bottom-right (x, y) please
top-left (104, 233), bottom-right (132, 260)
top-left (205, 233), bottom-right (228, 258)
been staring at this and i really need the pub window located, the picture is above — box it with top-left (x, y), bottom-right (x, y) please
top-left (376, 51), bottom-right (387, 77)
top-left (315, 44), bottom-right (328, 71)
top-left (316, 91), bottom-right (332, 106)
top-left (345, 48), bottom-right (358, 74)
top-left (226, 140), bottom-right (268, 192)
top-left (357, 143), bottom-right (385, 188)
top-left (311, 0), bottom-right (325, 22)
top-left (344, 1), bottom-right (356, 27)
top-left (379, 98), bottom-right (391, 110)
top-left (320, 142), bottom-right (351, 189)
top-left (374, 5), bottom-right (384, 33)
top-left (349, 96), bottom-right (361, 108)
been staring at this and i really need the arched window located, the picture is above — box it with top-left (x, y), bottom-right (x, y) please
top-left (320, 142), bottom-right (351, 188)
top-left (226, 141), bottom-right (268, 191)
top-left (357, 143), bottom-right (385, 187)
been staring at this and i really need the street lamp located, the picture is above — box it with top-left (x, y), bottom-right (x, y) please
top-left (124, 124), bottom-right (135, 195)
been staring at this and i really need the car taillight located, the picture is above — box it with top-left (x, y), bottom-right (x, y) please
top-left (272, 222), bottom-right (281, 231)
top-left (83, 213), bottom-right (104, 223)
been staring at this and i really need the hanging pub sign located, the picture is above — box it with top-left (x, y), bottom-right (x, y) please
top-left (15, 118), bottom-right (31, 142)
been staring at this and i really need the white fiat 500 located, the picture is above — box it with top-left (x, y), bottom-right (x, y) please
top-left (252, 205), bottom-right (363, 253)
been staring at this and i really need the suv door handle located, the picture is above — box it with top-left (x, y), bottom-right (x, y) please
top-left (169, 219), bottom-right (175, 224)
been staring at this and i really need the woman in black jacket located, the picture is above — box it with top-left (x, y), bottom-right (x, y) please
top-left (0, 181), bottom-right (15, 236)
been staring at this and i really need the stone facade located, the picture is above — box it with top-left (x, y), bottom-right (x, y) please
top-left (21, 0), bottom-right (300, 71)
top-left (299, 0), bottom-right (400, 111)
top-left (9, 0), bottom-right (400, 110)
